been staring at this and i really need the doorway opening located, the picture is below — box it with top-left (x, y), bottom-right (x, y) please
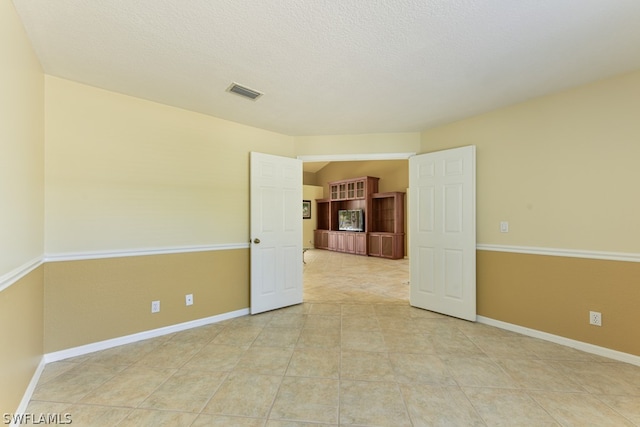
top-left (302, 248), bottom-right (410, 304)
top-left (300, 152), bottom-right (414, 305)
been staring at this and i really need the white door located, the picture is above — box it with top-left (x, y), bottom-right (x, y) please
top-left (250, 152), bottom-right (303, 314)
top-left (409, 146), bottom-right (476, 321)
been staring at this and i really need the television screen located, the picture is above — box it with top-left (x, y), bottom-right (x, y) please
top-left (338, 209), bottom-right (364, 231)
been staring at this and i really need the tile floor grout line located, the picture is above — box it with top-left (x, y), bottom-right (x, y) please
top-left (526, 390), bottom-right (570, 426)
top-left (456, 385), bottom-right (490, 427)
top-left (591, 394), bottom-right (639, 427)
top-left (263, 306), bottom-right (305, 425)
top-left (131, 329), bottom-right (225, 414)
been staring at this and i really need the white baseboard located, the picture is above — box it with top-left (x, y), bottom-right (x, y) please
top-left (15, 308), bottom-right (249, 419)
top-left (44, 307), bottom-right (249, 363)
top-left (13, 356), bottom-right (46, 421)
top-left (477, 315), bottom-right (640, 367)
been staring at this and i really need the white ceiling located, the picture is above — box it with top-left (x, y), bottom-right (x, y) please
top-left (13, 0), bottom-right (640, 136)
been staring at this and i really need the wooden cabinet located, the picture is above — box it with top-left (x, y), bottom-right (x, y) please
top-left (315, 230), bottom-right (367, 255)
top-left (368, 192), bottom-right (405, 259)
top-left (340, 232), bottom-right (367, 255)
top-left (316, 199), bottom-right (330, 231)
top-left (371, 192), bottom-right (404, 234)
top-left (314, 176), bottom-right (404, 259)
top-left (368, 232), bottom-right (404, 259)
top-left (314, 230), bottom-right (329, 249)
top-left (329, 176), bottom-right (378, 201)
top-left (354, 233), bottom-right (367, 255)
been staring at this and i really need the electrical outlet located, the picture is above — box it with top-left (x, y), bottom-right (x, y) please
top-left (151, 300), bottom-right (160, 313)
top-left (589, 311), bottom-right (602, 326)
top-left (500, 221), bottom-right (509, 233)
top-left (185, 294), bottom-right (193, 306)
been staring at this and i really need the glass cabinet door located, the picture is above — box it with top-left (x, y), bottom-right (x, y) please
top-left (330, 184), bottom-right (338, 200)
top-left (356, 180), bottom-right (365, 198)
top-left (338, 183), bottom-right (347, 199)
top-left (347, 182), bottom-right (356, 198)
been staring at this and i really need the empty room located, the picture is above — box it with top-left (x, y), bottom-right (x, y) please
top-left (2, 0), bottom-right (640, 425)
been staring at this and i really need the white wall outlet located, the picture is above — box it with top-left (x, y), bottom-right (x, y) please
top-left (185, 294), bottom-right (193, 306)
top-left (589, 311), bottom-right (602, 326)
top-left (151, 300), bottom-right (160, 313)
top-left (500, 221), bottom-right (509, 233)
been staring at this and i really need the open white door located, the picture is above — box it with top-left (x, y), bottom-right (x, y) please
top-left (250, 152), bottom-right (303, 314)
top-left (409, 146), bottom-right (476, 321)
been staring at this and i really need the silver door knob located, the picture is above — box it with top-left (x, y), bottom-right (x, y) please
top-left (253, 238), bottom-right (261, 244)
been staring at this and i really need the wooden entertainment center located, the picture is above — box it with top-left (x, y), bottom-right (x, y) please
top-left (314, 176), bottom-right (405, 259)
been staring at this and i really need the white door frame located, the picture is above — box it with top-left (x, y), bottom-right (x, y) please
top-left (298, 152), bottom-right (416, 164)
top-left (298, 152), bottom-right (416, 258)
top-left (298, 150), bottom-right (476, 320)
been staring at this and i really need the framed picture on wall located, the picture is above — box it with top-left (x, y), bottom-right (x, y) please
top-left (302, 200), bottom-right (311, 219)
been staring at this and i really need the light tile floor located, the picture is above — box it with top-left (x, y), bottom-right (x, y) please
top-left (28, 249), bottom-right (640, 426)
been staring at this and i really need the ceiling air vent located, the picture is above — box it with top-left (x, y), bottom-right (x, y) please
top-left (226, 82), bottom-right (263, 101)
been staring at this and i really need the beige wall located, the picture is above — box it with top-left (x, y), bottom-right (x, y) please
top-left (421, 70), bottom-right (640, 356)
top-left (42, 77), bottom-right (299, 353)
top-left (45, 76), bottom-right (295, 254)
top-left (0, 1), bottom-right (45, 415)
top-left (421, 70), bottom-right (640, 253)
top-left (315, 160), bottom-right (408, 195)
top-left (5, 3), bottom-right (640, 410)
top-left (303, 185), bottom-right (324, 247)
top-left (303, 171), bottom-right (318, 186)
top-left (0, 1), bottom-right (44, 274)
top-left (44, 250), bottom-right (248, 352)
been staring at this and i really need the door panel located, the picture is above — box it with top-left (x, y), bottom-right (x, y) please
top-left (250, 152), bottom-right (303, 314)
top-left (418, 247), bottom-right (435, 293)
top-left (409, 146), bottom-right (476, 321)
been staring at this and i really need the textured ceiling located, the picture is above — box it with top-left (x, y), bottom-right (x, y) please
top-left (12, 0), bottom-right (640, 136)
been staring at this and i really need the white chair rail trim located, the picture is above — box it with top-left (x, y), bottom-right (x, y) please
top-left (477, 244), bottom-right (640, 263)
top-left (0, 256), bottom-right (43, 293)
top-left (44, 242), bottom-right (251, 263)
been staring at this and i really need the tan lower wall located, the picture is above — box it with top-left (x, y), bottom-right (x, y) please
top-left (478, 250), bottom-right (640, 356)
top-left (0, 267), bottom-right (44, 415)
top-left (44, 249), bottom-right (249, 353)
